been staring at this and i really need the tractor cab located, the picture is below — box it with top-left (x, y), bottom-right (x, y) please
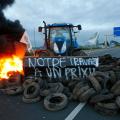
top-left (38, 22), bottom-right (82, 56)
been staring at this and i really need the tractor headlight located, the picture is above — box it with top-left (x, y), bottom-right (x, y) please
top-left (61, 41), bottom-right (66, 53)
top-left (53, 42), bottom-right (59, 53)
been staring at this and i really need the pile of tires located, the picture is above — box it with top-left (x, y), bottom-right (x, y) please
top-left (1, 54), bottom-right (120, 115)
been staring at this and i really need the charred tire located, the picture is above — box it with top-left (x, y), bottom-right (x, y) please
top-left (116, 96), bottom-right (120, 108)
top-left (5, 86), bottom-right (23, 95)
top-left (88, 75), bottom-right (101, 92)
top-left (6, 74), bottom-right (22, 87)
top-left (94, 71), bottom-right (109, 81)
top-left (79, 88), bottom-right (96, 102)
top-left (23, 82), bottom-right (40, 99)
top-left (112, 86), bottom-right (120, 95)
top-left (68, 80), bottom-right (79, 91)
top-left (72, 82), bottom-right (86, 94)
top-left (23, 78), bottom-right (35, 89)
top-left (73, 85), bottom-right (90, 100)
top-left (90, 93), bottom-right (114, 104)
top-left (63, 87), bottom-right (71, 97)
top-left (98, 65), bottom-right (114, 71)
top-left (115, 71), bottom-right (120, 81)
top-left (0, 80), bottom-right (5, 89)
top-left (111, 80), bottom-right (120, 93)
top-left (107, 71), bottom-right (116, 84)
top-left (49, 83), bottom-right (64, 93)
top-left (44, 93), bottom-right (68, 111)
top-left (40, 89), bottom-right (50, 97)
top-left (22, 96), bottom-right (40, 104)
top-left (94, 102), bottom-right (118, 116)
top-left (56, 83), bottom-right (64, 93)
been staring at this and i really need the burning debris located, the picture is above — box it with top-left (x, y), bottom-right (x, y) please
top-left (0, 55), bottom-right (23, 79)
top-left (0, 0), bottom-right (28, 82)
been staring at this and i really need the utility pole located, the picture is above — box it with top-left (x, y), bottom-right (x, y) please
top-left (34, 28), bottom-right (36, 49)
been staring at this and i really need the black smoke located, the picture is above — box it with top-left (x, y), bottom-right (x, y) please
top-left (0, 0), bottom-right (25, 41)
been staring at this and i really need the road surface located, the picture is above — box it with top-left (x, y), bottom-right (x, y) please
top-left (0, 47), bottom-right (120, 120)
top-left (87, 47), bottom-right (120, 58)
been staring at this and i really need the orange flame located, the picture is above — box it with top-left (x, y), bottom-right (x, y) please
top-left (0, 55), bottom-right (23, 80)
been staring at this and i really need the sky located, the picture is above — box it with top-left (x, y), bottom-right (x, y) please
top-left (3, 0), bottom-right (120, 47)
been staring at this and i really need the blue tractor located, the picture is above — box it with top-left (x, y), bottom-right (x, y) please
top-left (35, 21), bottom-right (87, 56)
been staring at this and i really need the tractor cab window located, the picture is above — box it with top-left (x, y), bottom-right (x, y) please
top-left (49, 27), bottom-right (71, 54)
top-left (50, 27), bottom-right (70, 41)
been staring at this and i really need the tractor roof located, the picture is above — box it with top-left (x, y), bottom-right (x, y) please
top-left (47, 23), bottom-right (73, 27)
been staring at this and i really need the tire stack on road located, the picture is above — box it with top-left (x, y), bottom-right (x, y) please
top-left (1, 54), bottom-right (120, 115)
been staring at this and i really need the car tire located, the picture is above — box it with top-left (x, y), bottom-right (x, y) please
top-left (116, 96), bottom-right (120, 108)
top-left (23, 82), bottom-right (40, 99)
top-left (90, 93), bottom-right (114, 104)
top-left (44, 93), bottom-right (68, 111)
top-left (5, 86), bottom-right (23, 95)
top-left (22, 96), bottom-right (40, 104)
top-left (73, 85), bottom-right (90, 100)
top-left (79, 88), bottom-right (96, 102)
top-left (88, 75), bottom-right (101, 92)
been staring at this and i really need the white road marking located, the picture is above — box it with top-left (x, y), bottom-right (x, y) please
top-left (65, 103), bottom-right (86, 120)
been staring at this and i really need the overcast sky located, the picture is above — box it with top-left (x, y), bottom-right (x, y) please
top-left (4, 0), bottom-right (120, 31)
top-left (3, 0), bottom-right (120, 47)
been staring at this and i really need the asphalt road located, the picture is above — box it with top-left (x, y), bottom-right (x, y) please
top-left (0, 47), bottom-right (120, 120)
top-left (87, 47), bottom-right (120, 58)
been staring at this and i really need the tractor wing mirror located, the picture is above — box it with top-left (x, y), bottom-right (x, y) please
top-left (38, 26), bottom-right (42, 32)
top-left (78, 25), bottom-right (82, 30)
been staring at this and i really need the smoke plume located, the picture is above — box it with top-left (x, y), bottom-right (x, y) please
top-left (0, 0), bottom-right (25, 41)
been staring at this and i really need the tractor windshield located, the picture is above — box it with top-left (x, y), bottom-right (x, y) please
top-left (49, 27), bottom-right (71, 54)
top-left (50, 27), bottom-right (70, 41)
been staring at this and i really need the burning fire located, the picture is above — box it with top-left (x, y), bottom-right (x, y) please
top-left (0, 55), bottom-right (23, 80)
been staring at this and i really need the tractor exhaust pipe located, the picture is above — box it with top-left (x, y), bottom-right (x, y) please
top-left (43, 21), bottom-right (49, 49)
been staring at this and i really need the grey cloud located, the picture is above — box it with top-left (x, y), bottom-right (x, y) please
top-left (3, 0), bottom-right (120, 31)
